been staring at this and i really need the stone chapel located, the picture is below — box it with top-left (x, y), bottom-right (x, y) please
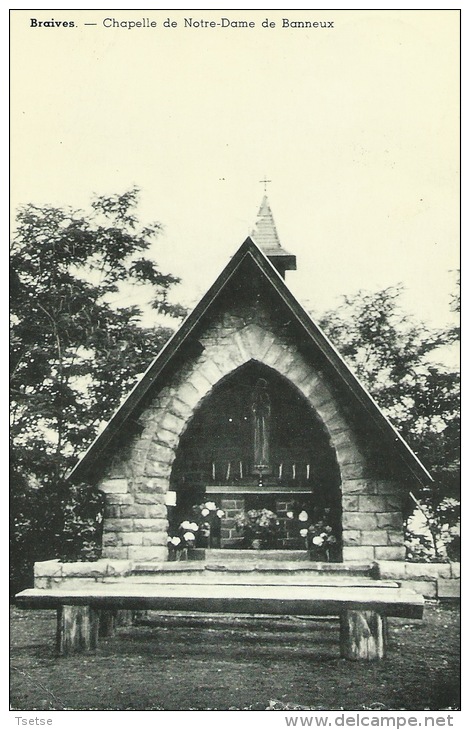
top-left (69, 196), bottom-right (431, 564)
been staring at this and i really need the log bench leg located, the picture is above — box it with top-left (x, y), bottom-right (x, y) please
top-left (116, 610), bottom-right (134, 627)
top-left (99, 609), bottom-right (118, 637)
top-left (56, 605), bottom-right (99, 655)
top-left (340, 609), bottom-right (387, 660)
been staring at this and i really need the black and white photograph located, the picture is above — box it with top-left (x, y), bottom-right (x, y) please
top-left (9, 5), bottom-right (461, 720)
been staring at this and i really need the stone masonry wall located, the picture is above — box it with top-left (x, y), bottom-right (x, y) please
top-left (97, 299), bottom-right (407, 562)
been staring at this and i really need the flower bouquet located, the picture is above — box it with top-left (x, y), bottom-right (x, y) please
top-left (167, 501), bottom-right (225, 559)
top-left (235, 508), bottom-right (281, 549)
top-left (287, 507), bottom-right (337, 561)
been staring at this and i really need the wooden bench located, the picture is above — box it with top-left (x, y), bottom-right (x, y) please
top-left (15, 582), bottom-right (424, 661)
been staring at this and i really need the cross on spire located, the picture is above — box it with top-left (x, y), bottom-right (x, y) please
top-left (259, 177), bottom-right (272, 192)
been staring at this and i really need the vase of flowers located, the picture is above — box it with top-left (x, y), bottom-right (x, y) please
top-left (167, 501), bottom-right (225, 559)
top-left (287, 507), bottom-right (337, 561)
top-left (235, 508), bottom-right (281, 549)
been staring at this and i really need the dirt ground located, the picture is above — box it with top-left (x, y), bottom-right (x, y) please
top-left (10, 603), bottom-right (460, 711)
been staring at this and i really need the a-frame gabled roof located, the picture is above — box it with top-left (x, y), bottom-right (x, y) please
top-left (69, 236), bottom-right (432, 485)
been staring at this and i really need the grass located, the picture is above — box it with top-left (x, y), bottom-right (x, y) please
top-left (10, 603), bottom-right (460, 711)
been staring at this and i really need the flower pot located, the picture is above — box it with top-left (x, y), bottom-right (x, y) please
top-left (187, 548), bottom-right (206, 561)
top-left (309, 546), bottom-right (329, 562)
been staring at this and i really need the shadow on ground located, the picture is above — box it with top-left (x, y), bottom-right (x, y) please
top-left (10, 604), bottom-right (460, 711)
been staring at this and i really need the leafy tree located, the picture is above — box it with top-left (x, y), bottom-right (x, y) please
top-left (317, 284), bottom-right (460, 559)
top-left (10, 188), bottom-right (185, 591)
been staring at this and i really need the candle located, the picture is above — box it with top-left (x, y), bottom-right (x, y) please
top-left (226, 461), bottom-right (231, 480)
top-left (279, 463), bottom-right (283, 479)
top-left (239, 461), bottom-right (243, 479)
top-left (212, 461), bottom-right (215, 480)
top-left (292, 463), bottom-right (296, 480)
top-left (306, 464), bottom-right (310, 480)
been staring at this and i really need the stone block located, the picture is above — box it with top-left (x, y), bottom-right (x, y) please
top-left (376, 512), bottom-right (404, 530)
top-left (61, 561), bottom-right (109, 578)
top-left (135, 492), bottom-right (159, 505)
top-left (104, 518), bottom-right (134, 533)
top-left (102, 547), bottom-right (129, 560)
top-left (342, 530), bottom-right (362, 546)
top-left (145, 504), bottom-right (167, 519)
top-left (343, 546), bottom-right (375, 562)
top-left (262, 341), bottom-right (288, 369)
top-left (34, 560), bottom-right (62, 578)
top-left (105, 560), bottom-right (133, 577)
top-left (105, 493), bottom-right (134, 506)
top-left (154, 427), bottom-right (178, 449)
top-left (374, 546), bottom-right (406, 561)
top-left (159, 411), bottom-right (185, 435)
top-left (342, 479), bottom-right (374, 495)
top-left (120, 532), bottom-right (144, 546)
top-left (450, 562), bottom-right (460, 578)
top-left (168, 396), bottom-right (192, 420)
top-left (340, 462), bottom-right (368, 480)
top-left (151, 444), bottom-right (175, 465)
top-left (359, 495), bottom-right (388, 513)
top-left (197, 357), bottom-right (226, 385)
top-left (142, 478), bottom-right (169, 494)
top-left (404, 562), bottom-right (451, 579)
top-left (438, 578), bottom-right (460, 599)
top-left (385, 495), bottom-right (404, 512)
top-left (361, 530), bottom-right (388, 546)
top-left (105, 504), bottom-right (121, 520)
top-left (34, 577), bottom-right (51, 589)
top-left (387, 530), bottom-right (405, 546)
top-left (343, 495), bottom-right (360, 512)
top-left (127, 546), bottom-right (168, 561)
top-left (343, 512), bottom-right (378, 531)
top-left (305, 388), bottom-right (333, 415)
top-left (376, 561), bottom-right (407, 580)
top-left (187, 369), bottom-right (214, 399)
top-left (99, 478), bottom-right (128, 494)
top-left (133, 518), bottom-right (167, 533)
top-left (120, 504), bottom-right (148, 519)
top-left (234, 330), bottom-right (251, 361)
top-left (405, 579), bottom-right (437, 599)
top-left (319, 400), bottom-right (344, 428)
top-left (142, 533), bottom-right (169, 547)
top-left (283, 358), bottom-right (312, 385)
top-left (103, 533), bottom-right (121, 547)
top-left (239, 323), bottom-right (264, 351)
top-left (176, 382), bottom-right (203, 410)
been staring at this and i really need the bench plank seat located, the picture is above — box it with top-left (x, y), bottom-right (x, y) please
top-left (16, 584), bottom-right (424, 618)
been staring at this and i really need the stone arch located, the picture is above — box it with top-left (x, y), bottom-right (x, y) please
top-left (141, 323), bottom-right (367, 492)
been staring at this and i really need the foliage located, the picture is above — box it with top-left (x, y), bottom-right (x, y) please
top-left (235, 508), bottom-right (281, 549)
top-left (405, 498), bottom-right (461, 562)
top-left (60, 484), bottom-right (105, 562)
top-left (10, 189), bottom-right (185, 589)
top-left (317, 283), bottom-right (460, 559)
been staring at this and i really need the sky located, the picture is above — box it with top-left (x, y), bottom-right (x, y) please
top-left (10, 8), bottom-right (460, 335)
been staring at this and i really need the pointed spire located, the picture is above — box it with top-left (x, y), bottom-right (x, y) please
top-left (251, 195), bottom-right (297, 279)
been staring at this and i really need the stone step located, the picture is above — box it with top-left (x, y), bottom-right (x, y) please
top-left (132, 559), bottom-right (377, 578)
top-left (205, 549), bottom-right (309, 562)
top-left (111, 573), bottom-right (397, 588)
